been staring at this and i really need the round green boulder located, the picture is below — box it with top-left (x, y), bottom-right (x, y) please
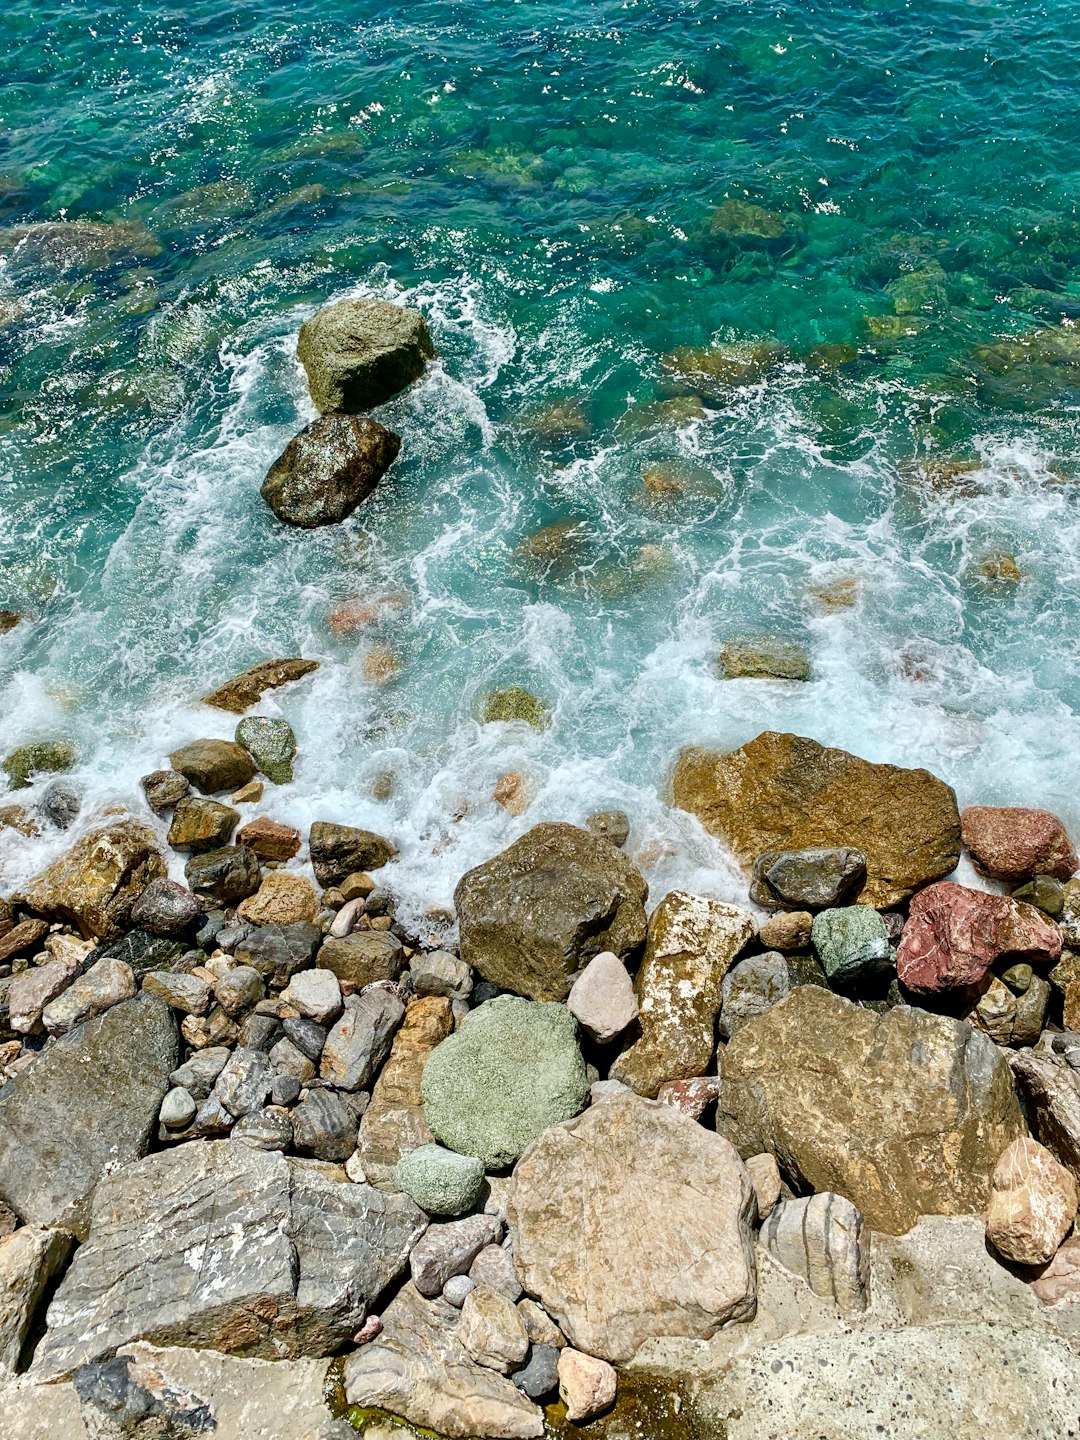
top-left (811, 905), bottom-right (893, 991)
top-left (421, 996), bottom-right (589, 1169)
top-left (235, 717), bottom-right (296, 785)
top-left (392, 1143), bottom-right (485, 1216)
top-left (2, 740), bottom-right (76, 790)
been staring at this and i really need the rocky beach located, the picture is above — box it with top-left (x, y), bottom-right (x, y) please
top-left (4, 2), bottom-right (1080, 1436)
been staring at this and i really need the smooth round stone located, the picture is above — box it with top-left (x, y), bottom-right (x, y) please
top-left (392, 1143), bottom-right (485, 1216)
top-left (442, 1274), bottom-right (477, 1308)
top-left (159, 1086), bottom-right (196, 1129)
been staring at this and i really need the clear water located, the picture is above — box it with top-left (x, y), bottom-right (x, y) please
top-left (2, 1), bottom-right (1079, 926)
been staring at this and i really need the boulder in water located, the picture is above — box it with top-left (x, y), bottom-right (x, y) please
top-left (261, 414), bottom-right (401, 528)
top-left (297, 297), bottom-right (435, 413)
top-left (16, 821), bottom-right (165, 941)
top-left (201, 658), bottom-right (318, 715)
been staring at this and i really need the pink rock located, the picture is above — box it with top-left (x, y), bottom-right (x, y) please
top-left (961, 805), bottom-right (1077, 882)
top-left (985, 1137), bottom-right (1077, 1265)
top-left (352, 1315), bottom-right (382, 1345)
top-left (557, 1347), bottom-right (617, 1422)
top-left (896, 882), bottom-right (1061, 994)
top-left (656, 1075), bottom-right (721, 1120)
top-left (1031, 1236), bottom-right (1080, 1305)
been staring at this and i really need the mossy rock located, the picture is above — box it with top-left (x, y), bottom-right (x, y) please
top-left (481, 687), bottom-right (550, 730)
top-left (3, 740), bottom-right (76, 790)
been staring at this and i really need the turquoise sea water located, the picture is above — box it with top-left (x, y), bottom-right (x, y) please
top-left (2, 1), bottom-right (1079, 921)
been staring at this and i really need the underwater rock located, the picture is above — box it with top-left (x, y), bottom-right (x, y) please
top-left (2, 740), bottom-right (76, 791)
top-left (716, 638), bottom-right (812, 682)
top-left (481, 686), bottom-right (550, 729)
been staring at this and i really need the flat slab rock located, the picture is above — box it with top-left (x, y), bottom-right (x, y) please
top-left (716, 986), bottom-right (1024, 1234)
top-left (343, 1282), bottom-right (543, 1439)
top-left (33, 1139), bottom-right (427, 1380)
top-left (509, 1092), bottom-right (756, 1363)
top-left (697, 1322), bottom-right (1080, 1440)
top-left (0, 993), bottom-right (178, 1238)
top-left (672, 731), bottom-right (961, 907)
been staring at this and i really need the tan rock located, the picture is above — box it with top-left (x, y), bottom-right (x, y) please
top-left (201, 658), bottom-right (319, 714)
top-left (509, 1093), bottom-right (756, 1363)
top-left (493, 771), bottom-right (530, 817)
top-left (0, 1225), bottom-right (73, 1371)
top-left (672, 731), bottom-right (960, 907)
top-left (717, 986), bottom-right (1024, 1234)
top-left (757, 910), bottom-right (812, 951)
top-left (458, 1286), bottom-right (529, 1373)
top-left (745, 1153), bottom-right (781, 1220)
top-left (557, 1348), bottom-right (617, 1421)
top-left (517, 1298), bottom-right (565, 1348)
top-left (356, 996), bottom-right (454, 1182)
top-left (566, 951), bottom-right (638, 1043)
top-left (236, 871), bottom-right (318, 926)
top-left (9, 955), bottom-right (84, 1033)
top-left (230, 780), bottom-right (264, 805)
top-left (236, 816), bottom-right (302, 861)
top-left (16, 822), bottom-right (166, 941)
top-left (986, 1137), bottom-right (1077, 1265)
top-left (610, 891), bottom-right (754, 1096)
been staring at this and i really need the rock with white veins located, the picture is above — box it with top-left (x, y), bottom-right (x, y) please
top-left (343, 1283), bottom-right (543, 1439)
top-left (33, 1140), bottom-right (426, 1379)
top-left (610, 891), bottom-right (754, 1096)
top-left (985, 1136), bottom-right (1077, 1264)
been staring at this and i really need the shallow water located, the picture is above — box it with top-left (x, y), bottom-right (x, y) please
top-left (2, 1), bottom-right (1079, 925)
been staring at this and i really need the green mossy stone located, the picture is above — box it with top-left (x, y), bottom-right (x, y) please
top-left (235, 717), bottom-right (296, 785)
top-left (421, 996), bottom-right (588, 1169)
top-left (391, 1143), bottom-right (484, 1216)
top-left (481, 686), bottom-right (550, 730)
top-left (2, 740), bottom-right (76, 790)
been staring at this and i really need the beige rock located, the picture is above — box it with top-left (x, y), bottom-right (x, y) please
top-left (509, 1093), bottom-right (756, 1363)
top-left (517, 1298), bottom-right (565, 1348)
top-left (672, 731), bottom-right (960, 907)
top-left (0, 1225), bottom-right (73, 1371)
top-left (8, 955), bottom-right (83, 1033)
top-left (745, 1153), bottom-right (781, 1220)
top-left (566, 951), bottom-right (638, 1043)
top-left (16, 821), bottom-right (166, 940)
top-left (760, 1193), bottom-right (869, 1314)
top-left (758, 911), bottom-right (812, 951)
top-left (458, 1286), bottom-right (529, 1373)
top-left (343, 1283), bottom-right (543, 1438)
top-left (985, 1137), bottom-right (1077, 1265)
top-left (230, 780), bottom-right (264, 805)
top-left (557, 1348), bottom-right (617, 1421)
top-left (493, 771), bottom-right (530, 817)
top-left (717, 987), bottom-right (1024, 1234)
top-left (237, 871), bottom-right (319, 926)
top-left (610, 891), bottom-right (754, 1096)
top-left (41, 956), bottom-right (136, 1035)
top-left (356, 996), bottom-right (454, 1182)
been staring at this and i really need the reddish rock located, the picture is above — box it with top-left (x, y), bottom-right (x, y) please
top-left (656, 1075), bottom-right (721, 1120)
top-left (961, 805), bottom-right (1077, 882)
top-left (1031, 1236), bottom-right (1080, 1305)
top-left (896, 882), bottom-right (1062, 994)
top-left (236, 817), bottom-right (302, 861)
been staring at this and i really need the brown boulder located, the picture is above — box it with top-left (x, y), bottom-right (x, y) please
top-left (716, 986), bottom-right (1024, 1233)
top-left (201, 658), bottom-right (319, 715)
top-left (356, 996), bottom-right (454, 1182)
top-left (261, 415), bottom-right (401, 529)
top-left (168, 740), bottom-right (255, 796)
top-left (236, 817), bottom-right (302, 861)
top-left (236, 872), bottom-right (320, 927)
top-left (17, 822), bottom-right (165, 941)
top-left (672, 732), bottom-right (960, 907)
top-left (317, 931), bottom-right (406, 989)
top-left (309, 822), bottom-right (396, 886)
top-left (896, 881), bottom-right (1061, 994)
top-left (961, 804), bottom-right (1077, 882)
top-left (454, 823), bottom-right (648, 1001)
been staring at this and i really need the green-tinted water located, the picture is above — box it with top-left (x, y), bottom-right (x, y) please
top-left (2, 1), bottom-right (1078, 915)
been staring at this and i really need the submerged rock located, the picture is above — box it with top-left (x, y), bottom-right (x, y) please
top-left (481, 686), bottom-right (550, 729)
top-left (717, 638), bottom-right (811, 682)
top-left (0, 993), bottom-right (177, 1237)
top-left (297, 297), bottom-right (436, 414)
top-left (201, 658), bottom-right (318, 715)
top-left (716, 986), bottom-right (1024, 1233)
top-left (421, 996), bottom-right (588, 1168)
top-left (17, 821), bottom-right (165, 941)
top-left (672, 731), bottom-right (961, 907)
top-left (659, 341), bottom-right (786, 398)
top-left (34, 1141), bottom-right (426, 1379)
top-left (454, 823), bottom-right (648, 1001)
top-left (262, 413), bottom-right (401, 528)
top-left (509, 1093), bottom-right (756, 1363)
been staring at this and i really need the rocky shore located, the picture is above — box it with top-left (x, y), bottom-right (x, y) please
top-left (1, 302), bottom-right (1079, 1439)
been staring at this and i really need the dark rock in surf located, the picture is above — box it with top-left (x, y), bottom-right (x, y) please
top-left (261, 414), bottom-right (401, 529)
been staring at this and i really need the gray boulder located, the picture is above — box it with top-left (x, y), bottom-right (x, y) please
top-left (235, 921), bottom-right (322, 988)
top-left (129, 877), bottom-right (200, 936)
top-left (421, 996), bottom-right (588, 1168)
top-left (719, 951), bottom-right (793, 1040)
top-left (184, 845), bottom-right (261, 906)
top-left (454, 823), bottom-right (648, 1001)
top-left (750, 846), bottom-right (867, 910)
top-left (261, 415), bottom-right (401, 529)
top-left (320, 986), bottom-right (405, 1091)
top-left (297, 297), bottom-right (436, 413)
top-left (0, 993), bottom-right (178, 1237)
top-left (33, 1140), bottom-right (427, 1379)
top-left (309, 821), bottom-right (396, 886)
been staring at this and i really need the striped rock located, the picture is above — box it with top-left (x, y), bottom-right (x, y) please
top-left (760, 1192), bottom-right (870, 1313)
